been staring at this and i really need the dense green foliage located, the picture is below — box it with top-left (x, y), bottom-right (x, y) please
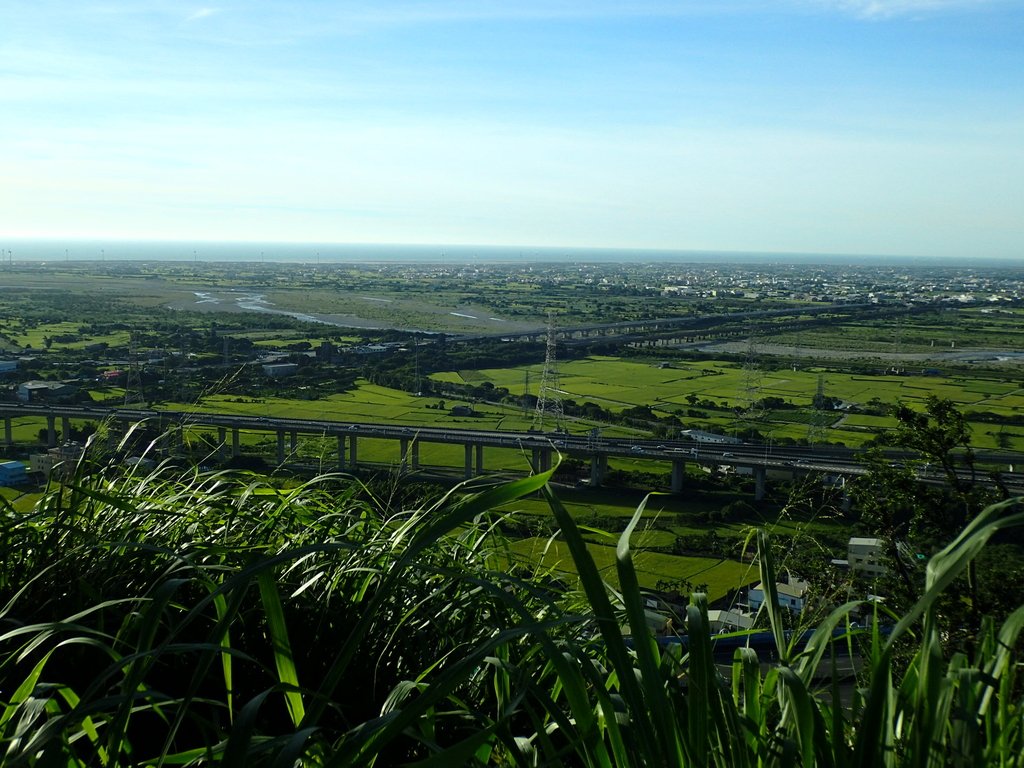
top-left (2, 437), bottom-right (1024, 765)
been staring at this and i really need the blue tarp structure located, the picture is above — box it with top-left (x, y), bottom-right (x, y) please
top-left (0, 460), bottom-right (28, 487)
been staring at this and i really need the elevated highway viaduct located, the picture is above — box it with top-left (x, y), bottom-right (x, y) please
top-left (3, 404), bottom-right (1022, 500)
top-left (445, 301), bottom-right (946, 347)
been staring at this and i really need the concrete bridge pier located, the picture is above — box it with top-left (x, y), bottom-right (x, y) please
top-left (754, 467), bottom-right (767, 501)
top-left (475, 444), bottom-right (484, 475)
top-left (589, 454), bottom-right (607, 487)
top-left (61, 416), bottom-right (71, 442)
top-left (464, 444), bottom-right (474, 479)
top-left (336, 435), bottom-right (346, 471)
top-left (400, 438), bottom-right (409, 472)
top-left (671, 460), bottom-right (686, 493)
top-left (231, 428), bottom-right (240, 457)
top-left (348, 434), bottom-right (358, 469)
top-left (217, 427), bottom-right (227, 456)
top-left (290, 431), bottom-right (298, 454)
top-left (107, 421), bottom-right (122, 451)
top-left (3, 417), bottom-right (12, 448)
top-left (411, 441), bottom-right (420, 471)
top-left (46, 415), bottom-right (57, 448)
top-left (539, 448), bottom-right (552, 473)
top-left (276, 430), bottom-right (286, 464)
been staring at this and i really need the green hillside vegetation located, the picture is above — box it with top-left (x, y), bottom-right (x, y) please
top-left (2, 444), bottom-right (1023, 765)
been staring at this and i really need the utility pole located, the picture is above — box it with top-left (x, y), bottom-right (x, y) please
top-left (124, 331), bottom-right (145, 406)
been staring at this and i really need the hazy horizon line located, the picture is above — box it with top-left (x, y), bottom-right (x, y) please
top-left (1, 237), bottom-right (1020, 267)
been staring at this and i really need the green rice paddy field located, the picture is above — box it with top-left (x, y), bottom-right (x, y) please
top-left (0, 320), bottom-right (130, 352)
top-left (0, 487), bottom-right (41, 513)
top-left (6, 356), bottom-right (1024, 458)
top-left (508, 537), bottom-right (756, 600)
top-left (433, 357), bottom-right (1024, 450)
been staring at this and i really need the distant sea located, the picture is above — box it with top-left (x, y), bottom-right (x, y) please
top-left (1, 239), bottom-right (1018, 267)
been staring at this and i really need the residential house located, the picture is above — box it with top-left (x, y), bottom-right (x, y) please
top-left (30, 442), bottom-right (85, 479)
top-left (747, 574), bottom-right (809, 614)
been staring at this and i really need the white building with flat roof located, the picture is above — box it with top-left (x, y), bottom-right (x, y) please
top-left (261, 362), bottom-right (298, 378)
top-left (848, 537), bottom-right (886, 578)
top-left (679, 429), bottom-right (742, 445)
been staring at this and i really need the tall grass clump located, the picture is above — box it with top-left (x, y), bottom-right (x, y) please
top-left (1, 432), bottom-right (1023, 765)
top-left (0, 439), bottom-right (578, 764)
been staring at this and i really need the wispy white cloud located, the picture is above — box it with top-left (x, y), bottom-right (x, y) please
top-left (809, 0), bottom-right (1001, 19)
top-left (311, 0), bottom-right (1006, 25)
top-left (186, 7), bottom-right (219, 22)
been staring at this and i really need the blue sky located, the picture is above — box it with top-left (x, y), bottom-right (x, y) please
top-left (2, 1), bottom-right (1022, 258)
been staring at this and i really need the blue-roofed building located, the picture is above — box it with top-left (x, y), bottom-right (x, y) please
top-left (0, 460), bottom-right (28, 487)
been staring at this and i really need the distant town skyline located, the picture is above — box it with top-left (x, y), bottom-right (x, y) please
top-left (2, 1), bottom-right (1022, 260)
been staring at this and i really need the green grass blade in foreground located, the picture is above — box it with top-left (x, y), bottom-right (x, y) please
top-left (732, 646), bottom-right (764, 759)
top-left (887, 497), bottom-right (1024, 650)
top-left (792, 601), bottom-right (864, 686)
top-left (331, 621), bottom-right (564, 767)
top-left (452, 563), bottom-right (625, 766)
top-left (756, 528), bottom-right (790, 665)
top-left (212, 589), bottom-right (236, 724)
top-left (257, 570), bottom-right (305, 728)
top-left (304, 469), bottom-right (555, 728)
top-left (978, 603), bottom-right (1024, 718)
top-left (778, 665), bottom-right (836, 768)
top-left (614, 494), bottom-right (685, 765)
top-left (684, 598), bottom-right (717, 765)
top-left (853, 497), bottom-right (1024, 768)
top-left (984, 607), bottom-right (1024, 766)
top-left (542, 484), bottom-right (663, 765)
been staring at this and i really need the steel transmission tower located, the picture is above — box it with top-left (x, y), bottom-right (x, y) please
top-left (740, 329), bottom-right (765, 424)
top-left (533, 314), bottom-right (565, 432)
top-left (807, 373), bottom-right (828, 446)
